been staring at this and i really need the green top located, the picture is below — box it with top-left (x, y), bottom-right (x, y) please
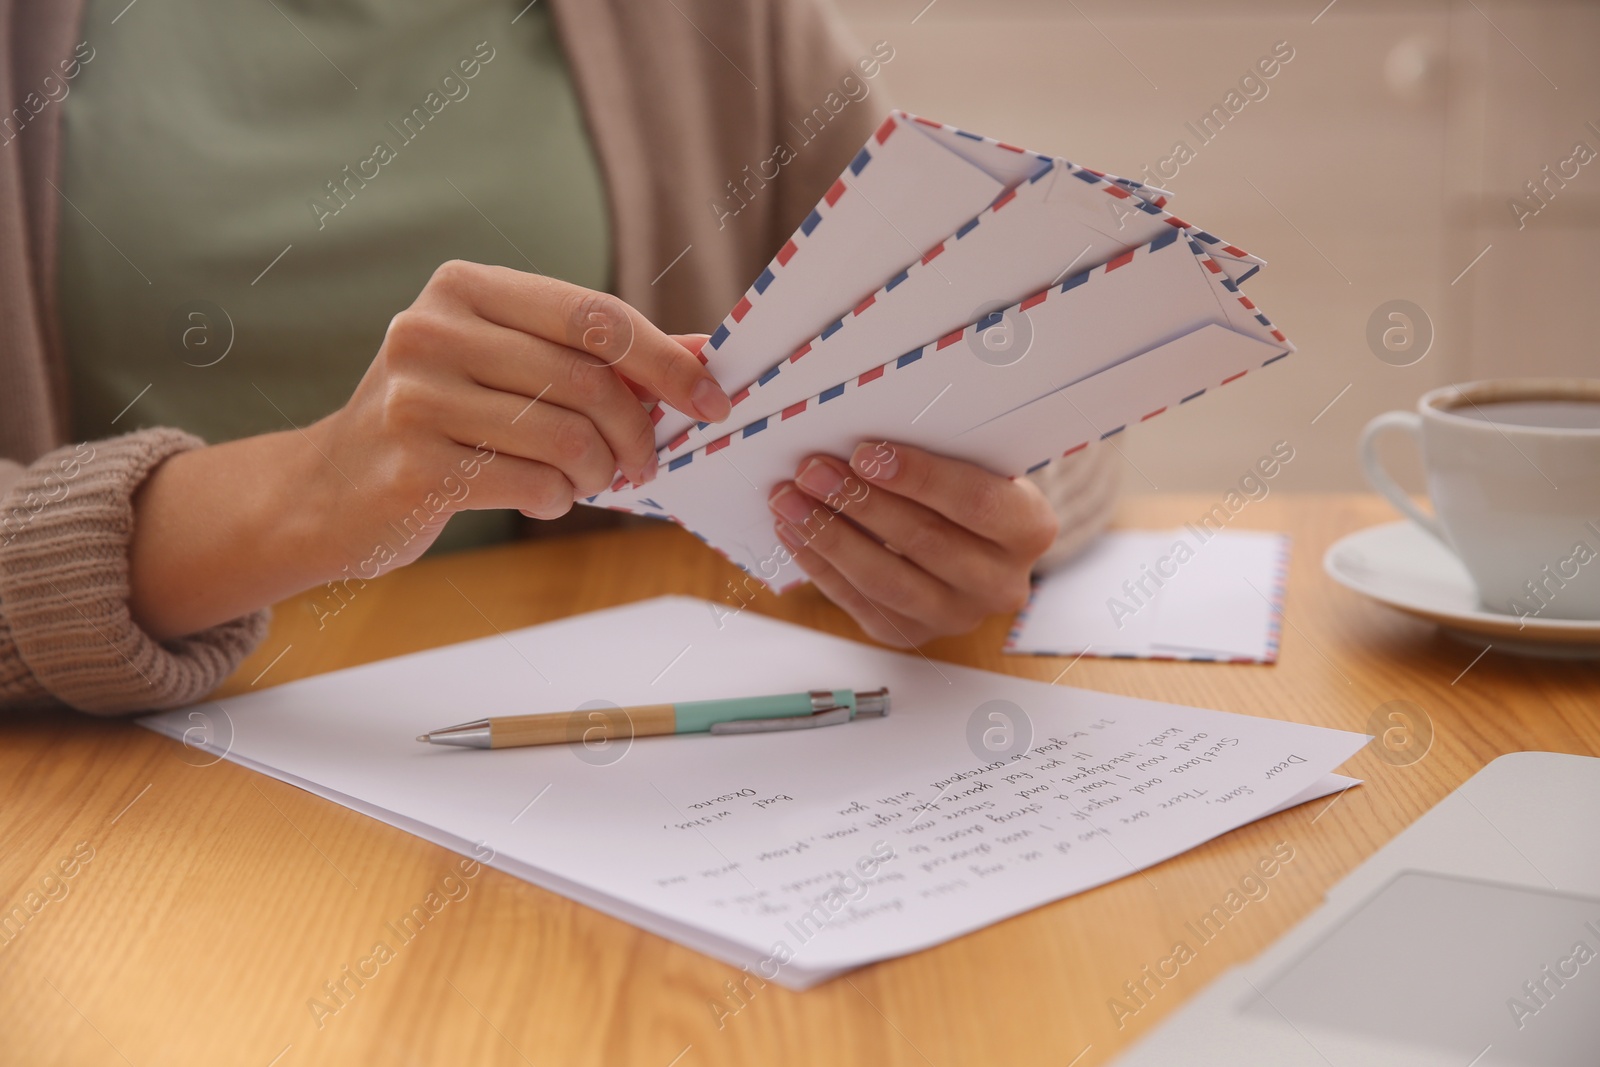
top-left (58, 0), bottom-right (610, 551)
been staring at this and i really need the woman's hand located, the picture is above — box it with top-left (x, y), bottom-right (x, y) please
top-left (767, 442), bottom-right (1059, 647)
top-left (128, 262), bottom-right (726, 639)
top-left (305, 261), bottom-right (729, 568)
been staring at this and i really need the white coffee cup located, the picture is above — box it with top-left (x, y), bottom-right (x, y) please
top-left (1360, 378), bottom-right (1600, 621)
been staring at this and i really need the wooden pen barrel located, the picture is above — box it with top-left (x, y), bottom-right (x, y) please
top-left (489, 704), bottom-right (677, 748)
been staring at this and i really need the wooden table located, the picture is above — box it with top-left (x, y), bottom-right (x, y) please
top-left (4, 494), bottom-right (1596, 1067)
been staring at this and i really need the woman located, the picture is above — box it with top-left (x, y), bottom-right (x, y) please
top-left (0, 0), bottom-right (1117, 714)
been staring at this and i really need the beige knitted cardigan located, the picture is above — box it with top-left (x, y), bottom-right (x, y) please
top-left (0, 0), bottom-right (1115, 715)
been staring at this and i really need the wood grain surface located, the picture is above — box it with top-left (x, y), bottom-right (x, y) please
top-left (3, 494), bottom-right (1596, 1067)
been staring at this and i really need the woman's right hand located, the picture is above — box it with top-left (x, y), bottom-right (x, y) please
top-left (125, 261), bottom-right (728, 642)
top-left (304, 260), bottom-right (730, 569)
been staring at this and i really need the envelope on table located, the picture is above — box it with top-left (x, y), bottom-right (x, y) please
top-left (1005, 530), bottom-right (1292, 663)
top-left (591, 229), bottom-right (1292, 590)
top-left (649, 110), bottom-right (1190, 453)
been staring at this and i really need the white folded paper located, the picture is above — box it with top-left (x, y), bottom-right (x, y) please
top-left (142, 597), bottom-right (1364, 989)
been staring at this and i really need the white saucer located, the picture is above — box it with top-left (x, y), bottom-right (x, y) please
top-left (1323, 521), bottom-right (1600, 658)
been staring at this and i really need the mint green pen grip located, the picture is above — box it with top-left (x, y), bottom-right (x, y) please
top-left (673, 690), bottom-right (854, 733)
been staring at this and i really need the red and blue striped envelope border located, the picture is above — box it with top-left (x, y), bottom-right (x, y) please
top-left (665, 109), bottom-right (1268, 458)
top-left (658, 165), bottom-right (1281, 465)
top-left (590, 230), bottom-right (1291, 529)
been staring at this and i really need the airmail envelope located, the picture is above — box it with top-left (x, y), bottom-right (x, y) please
top-left (648, 110), bottom-right (1196, 452)
top-left (660, 153), bottom-right (1264, 461)
top-left (590, 228), bottom-right (1293, 591)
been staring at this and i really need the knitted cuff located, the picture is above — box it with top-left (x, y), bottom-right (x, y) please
top-left (0, 430), bottom-right (269, 715)
top-left (1025, 442), bottom-right (1120, 573)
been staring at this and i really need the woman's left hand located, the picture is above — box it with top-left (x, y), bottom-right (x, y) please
top-left (767, 441), bottom-right (1059, 646)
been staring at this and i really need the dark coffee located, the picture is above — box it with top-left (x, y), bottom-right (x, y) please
top-left (1449, 399), bottom-right (1600, 430)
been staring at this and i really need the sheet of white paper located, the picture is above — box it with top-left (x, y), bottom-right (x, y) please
top-left (1269, 774), bottom-right (1359, 818)
top-left (141, 598), bottom-right (1367, 989)
top-left (591, 232), bottom-right (1291, 589)
top-left (1008, 530), bottom-right (1291, 663)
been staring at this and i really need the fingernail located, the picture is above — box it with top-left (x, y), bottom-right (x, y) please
top-left (796, 459), bottom-right (845, 500)
top-left (768, 484), bottom-right (812, 525)
top-left (851, 442), bottom-right (898, 482)
top-left (774, 520), bottom-right (805, 552)
top-left (643, 450), bottom-right (659, 482)
top-left (691, 378), bottom-right (731, 423)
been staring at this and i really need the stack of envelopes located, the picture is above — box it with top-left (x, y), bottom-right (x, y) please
top-left (583, 111), bottom-right (1293, 591)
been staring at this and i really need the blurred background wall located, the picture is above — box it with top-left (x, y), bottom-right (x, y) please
top-left (834, 0), bottom-right (1598, 493)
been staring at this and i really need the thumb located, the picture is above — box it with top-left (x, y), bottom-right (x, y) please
top-left (623, 334), bottom-right (714, 401)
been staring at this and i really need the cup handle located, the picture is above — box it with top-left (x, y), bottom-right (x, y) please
top-left (1359, 411), bottom-right (1448, 543)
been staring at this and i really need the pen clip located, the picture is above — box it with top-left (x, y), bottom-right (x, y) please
top-left (708, 705), bottom-right (852, 735)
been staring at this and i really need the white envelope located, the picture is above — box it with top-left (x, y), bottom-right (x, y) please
top-left (1006, 530), bottom-right (1292, 662)
top-left (879, 113), bottom-right (1266, 289)
top-left (909, 113), bottom-right (1172, 205)
top-left (660, 157), bottom-right (1262, 461)
top-left (650, 111), bottom-right (1010, 450)
top-left (650, 111), bottom-right (1215, 453)
top-left (591, 231), bottom-right (1292, 590)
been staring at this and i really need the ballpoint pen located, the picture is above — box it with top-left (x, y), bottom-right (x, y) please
top-left (416, 687), bottom-right (890, 749)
